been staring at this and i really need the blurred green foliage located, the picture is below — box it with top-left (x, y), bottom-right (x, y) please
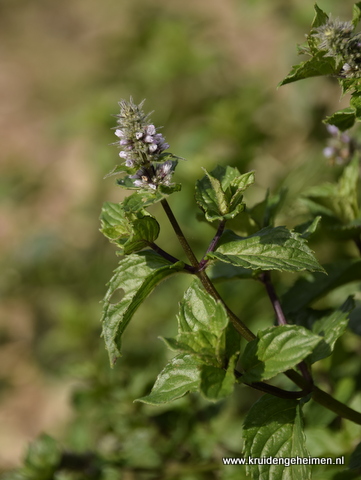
top-left (1, 0), bottom-right (361, 478)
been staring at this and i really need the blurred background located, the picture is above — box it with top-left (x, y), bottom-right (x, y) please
top-left (0, 0), bottom-right (358, 477)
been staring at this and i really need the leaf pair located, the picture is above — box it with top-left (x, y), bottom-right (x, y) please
top-left (195, 165), bottom-right (255, 222)
top-left (137, 279), bottom-right (240, 404)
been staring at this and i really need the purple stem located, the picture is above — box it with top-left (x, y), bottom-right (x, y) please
top-left (147, 242), bottom-right (196, 274)
top-left (198, 220), bottom-right (226, 271)
top-left (259, 271), bottom-right (313, 384)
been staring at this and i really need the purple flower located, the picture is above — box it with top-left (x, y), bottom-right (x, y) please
top-left (113, 98), bottom-right (170, 169)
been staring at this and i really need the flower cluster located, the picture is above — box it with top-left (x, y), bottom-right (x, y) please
top-left (313, 19), bottom-right (361, 78)
top-left (130, 161), bottom-right (174, 190)
top-left (313, 19), bottom-right (353, 55)
top-left (113, 98), bottom-right (175, 190)
top-left (323, 124), bottom-right (356, 165)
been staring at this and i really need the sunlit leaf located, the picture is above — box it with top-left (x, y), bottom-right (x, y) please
top-left (136, 353), bottom-right (203, 404)
top-left (279, 52), bottom-right (336, 87)
top-left (241, 325), bottom-right (321, 383)
top-left (324, 108), bottom-right (356, 132)
top-left (101, 251), bottom-right (184, 366)
top-left (207, 227), bottom-right (324, 273)
top-left (195, 165), bottom-right (254, 222)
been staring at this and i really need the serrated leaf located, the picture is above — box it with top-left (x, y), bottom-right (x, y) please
top-left (207, 226), bottom-right (324, 273)
top-left (279, 52), bottom-right (336, 87)
top-left (199, 354), bottom-right (237, 401)
top-left (123, 216), bottom-right (160, 254)
top-left (308, 297), bottom-right (354, 364)
top-left (135, 353), bottom-right (203, 405)
top-left (324, 108), bottom-right (356, 131)
top-left (243, 395), bottom-right (310, 480)
top-left (352, 2), bottom-right (361, 28)
top-left (101, 251), bottom-right (184, 366)
top-left (162, 279), bottom-right (239, 366)
top-left (281, 259), bottom-right (361, 314)
top-left (241, 325), bottom-right (321, 383)
top-left (195, 166), bottom-right (254, 222)
top-left (311, 4), bottom-right (329, 29)
top-left (100, 201), bottom-right (160, 254)
top-left (100, 201), bottom-right (133, 241)
top-left (340, 77), bottom-right (361, 95)
top-left (306, 5), bottom-right (329, 55)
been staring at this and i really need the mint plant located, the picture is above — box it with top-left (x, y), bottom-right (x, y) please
top-left (5, 4), bottom-right (361, 480)
top-left (98, 6), bottom-right (361, 479)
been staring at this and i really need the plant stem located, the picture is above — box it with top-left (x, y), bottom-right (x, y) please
top-left (161, 199), bottom-right (361, 424)
top-left (161, 199), bottom-right (200, 269)
top-left (259, 271), bottom-right (313, 384)
top-left (197, 269), bottom-right (256, 341)
top-left (259, 271), bottom-right (287, 325)
top-left (161, 199), bottom-right (255, 341)
top-left (285, 369), bottom-right (361, 424)
top-left (234, 369), bottom-right (309, 399)
top-left (198, 220), bottom-right (226, 271)
top-left (147, 242), bottom-right (196, 273)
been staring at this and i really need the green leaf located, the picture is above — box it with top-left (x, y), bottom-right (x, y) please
top-left (241, 325), bottom-right (321, 383)
top-left (161, 279), bottom-right (239, 366)
top-left (279, 52), bottom-right (336, 87)
top-left (121, 186), bottom-right (181, 213)
top-left (199, 354), bottom-right (238, 401)
top-left (207, 226), bottom-right (325, 273)
top-left (243, 395), bottom-right (311, 480)
top-left (157, 280), bottom-right (239, 402)
top-left (308, 297), bottom-right (354, 364)
top-left (195, 166), bottom-right (254, 222)
top-left (282, 259), bottom-right (361, 314)
top-left (123, 216), bottom-right (160, 255)
top-left (302, 157), bottom-right (359, 225)
top-left (352, 2), bottom-right (361, 28)
top-left (338, 156), bottom-right (360, 221)
top-left (249, 188), bottom-right (287, 228)
top-left (135, 353), bottom-right (203, 405)
top-left (100, 201), bottom-right (160, 254)
top-left (294, 216), bottom-right (322, 239)
top-left (116, 176), bottom-right (182, 196)
top-left (101, 251), bottom-right (184, 366)
top-left (104, 164), bottom-right (135, 179)
top-left (350, 91), bottom-right (361, 118)
top-left (311, 4), bottom-right (329, 29)
top-left (208, 262), bottom-right (254, 282)
top-left (100, 201), bottom-right (133, 241)
top-left (324, 108), bottom-right (356, 132)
